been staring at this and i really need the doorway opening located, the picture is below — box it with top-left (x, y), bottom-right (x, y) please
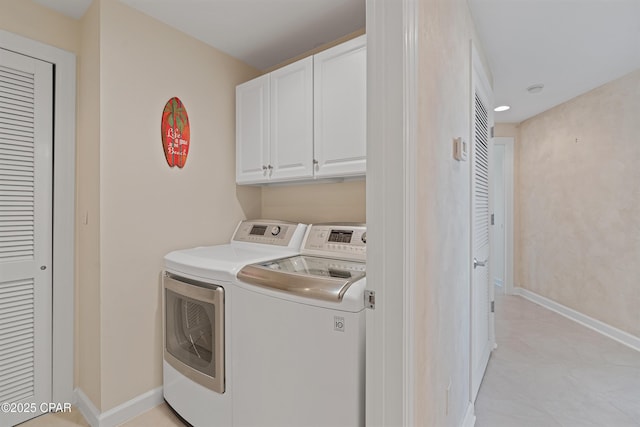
top-left (491, 137), bottom-right (514, 297)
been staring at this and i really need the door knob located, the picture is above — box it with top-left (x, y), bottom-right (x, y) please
top-left (473, 257), bottom-right (487, 269)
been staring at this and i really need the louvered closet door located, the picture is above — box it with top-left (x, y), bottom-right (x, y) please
top-left (470, 55), bottom-right (493, 402)
top-left (0, 48), bottom-right (53, 427)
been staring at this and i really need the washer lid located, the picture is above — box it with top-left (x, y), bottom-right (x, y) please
top-left (237, 255), bottom-right (366, 302)
top-left (164, 244), bottom-right (300, 282)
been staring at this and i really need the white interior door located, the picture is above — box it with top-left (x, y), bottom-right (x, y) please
top-left (493, 137), bottom-right (515, 296)
top-left (0, 48), bottom-right (53, 426)
top-left (491, 144), bottom-right (506, 292)
top-left (470, 49), bottom-right (493, 402)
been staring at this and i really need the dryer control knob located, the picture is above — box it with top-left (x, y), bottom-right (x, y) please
top-left (271, 225), bottom-right (281, 236)
top-left (361, 232), bottom-right (367, 244)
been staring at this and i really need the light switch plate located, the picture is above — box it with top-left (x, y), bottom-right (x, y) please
top-left (454, 137), bottom-right (468, 161)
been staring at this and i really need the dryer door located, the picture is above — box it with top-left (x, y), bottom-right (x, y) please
top-left (163, 274), bottom-right (225, 393)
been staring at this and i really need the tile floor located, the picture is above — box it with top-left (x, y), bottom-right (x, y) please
top-left (19, 292), bottom-right (640, 427)
top-left (18, 402), bottom-right (186, 427)
top-left (475, 292), bottom-right (640, 426)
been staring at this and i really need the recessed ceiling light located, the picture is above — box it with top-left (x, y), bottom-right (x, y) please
top-left (494, 105), bottom-right (510, 112)
top-left (527, 84), bottom-right (544, 94)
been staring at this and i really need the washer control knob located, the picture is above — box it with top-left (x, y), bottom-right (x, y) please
top-left (271, 225), bottom-right (281, 236)
top-left (361, 232), bottom-right (367, 244)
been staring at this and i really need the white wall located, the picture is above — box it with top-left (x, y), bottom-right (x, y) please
top-left (366, 0), bottom-right (491, 424)
top-left (415, 0), bottom-right (491, 425)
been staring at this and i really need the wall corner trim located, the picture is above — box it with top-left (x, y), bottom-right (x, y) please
top-left (75, 387), bottom-right (164, 427)
top-left (513, 287), bottom-right (640, 353)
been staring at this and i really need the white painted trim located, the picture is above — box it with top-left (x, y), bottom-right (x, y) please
top-left (513, 287), bottom-right (640, 353)
top-left (0, 29), bottom-right (76, 404)
top-left (460, 402), bottom-right (476, 427)
top-left (75, 388), bottom-right (101, 427)
top-left (470, 40), bottom-right (495, 403)
top-left (402, 0), bottom-right (418, 425)
top-left (365, 0), bottom-right (416, 425)
top-left (75, 387), bottom-right (165, 427)
top-left (493, 137), bottom-right (514, 296)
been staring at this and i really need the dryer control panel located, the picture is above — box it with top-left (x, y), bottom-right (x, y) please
top-left (302, 223), bottom-right (367, 262)
top-left (232, 220), bottom-right (307, 248)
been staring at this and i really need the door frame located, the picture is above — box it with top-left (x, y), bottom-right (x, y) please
top-left (0, 30), bottom-right (76, 404)
top-left (469, 42), bottom-right (495, 403)
top-left (365, 0), bottom-right (417, 425)
top-left (492, 137), bottom-right (514, 296)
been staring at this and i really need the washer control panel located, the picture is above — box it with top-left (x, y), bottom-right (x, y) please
top-left (233, 220), bottom-right (303, 247)
top-left (302, 223), bottom-right (367, 261)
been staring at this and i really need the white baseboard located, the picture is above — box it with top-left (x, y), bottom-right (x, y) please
top-left (513, 287), bottom-right (640, 353)
top-left (460, 402), bottom-right (475, 427)
top-left (75, 388), bottom-right (100, 427)
top-left (75, 386), bottom-right (164, 427)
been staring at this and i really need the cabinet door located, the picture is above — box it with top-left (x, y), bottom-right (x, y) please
top-left (269, 57), bottom-right (314, 182)
top-left (314, 35), bottom-right (366, 178)
top-left (236, 74), bottom-right (270, 184)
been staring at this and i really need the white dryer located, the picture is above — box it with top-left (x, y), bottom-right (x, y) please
top-left (235, 223), bottom-right (368, 427)
top-left (162, 220), bottom-right (307, 427)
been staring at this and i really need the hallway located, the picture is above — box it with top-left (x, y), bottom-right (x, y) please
top-left (475, 293), bottom-right (640, 426)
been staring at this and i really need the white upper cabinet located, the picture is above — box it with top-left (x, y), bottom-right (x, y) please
top-left (270, 57), bottom-right (314, 182)
top-left (236, 35), bottom-right (366, 185)
top-left (236, 74), bottom-right (270, 184)
top-left (313, 35), bottom-right (366, 178)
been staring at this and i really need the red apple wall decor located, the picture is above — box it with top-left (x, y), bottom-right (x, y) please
top-left (161, 97), bottom-right (190, 168)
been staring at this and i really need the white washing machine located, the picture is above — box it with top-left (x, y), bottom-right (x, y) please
top-left (162, 220), bottom-right (307, 427)
top-left (235, 223), bottom-right (368, 427)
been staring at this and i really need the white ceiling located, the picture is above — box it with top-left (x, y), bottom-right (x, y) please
top-left (34, 0), bottom-right (640, 123)
top-left (119, 0), bottom-right (365, 71)
top-left (33, 0), bottom-right (92, 19)
top-left (469, 0), bottom-right (640, 123)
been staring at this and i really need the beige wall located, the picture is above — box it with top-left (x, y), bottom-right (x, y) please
top-left (95, 0), bottom-right (261, 410)
top-left (516, 69), bottom-right (640, 338)
top-left (495, 122), bottom-right (518, 138)
top-left (38, 0), bottom-right (264, 412)
top-left (261, 180), bottom-right (365, 224)
top-left (77, 0), bottom-right (102, 407)
top-left (415, 0), bottom-right (491, 425)
top-left (0, 0), bottom-right (79, 54)
top-left (0, 0), bottom-right (88, 402)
